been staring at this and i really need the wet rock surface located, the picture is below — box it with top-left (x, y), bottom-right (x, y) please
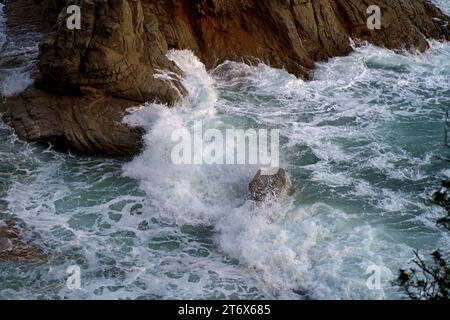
top-left (0, 219), bottom-right (46, 264)
top-left (249, 169), bottom-right (291, 202)
top-left (1, 0), bottom-right (450, 155)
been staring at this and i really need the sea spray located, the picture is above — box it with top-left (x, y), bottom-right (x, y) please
top-left (0, 4), bottom-right (40, 97)
top-left (122, 50), bottom-right (395, 298)
top-left (1, 5), bottom-right (450, 298)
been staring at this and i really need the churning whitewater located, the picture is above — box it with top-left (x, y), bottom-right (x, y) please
top-left (0, 1), bottom-right (450, 300)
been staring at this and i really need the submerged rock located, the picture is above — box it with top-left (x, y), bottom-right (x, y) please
top-left (0, 219), bottom-right (46, 264)
top-left (1, 0), bottom-right (450, 155)
top-left (249, 169), bottom-right (291, 202)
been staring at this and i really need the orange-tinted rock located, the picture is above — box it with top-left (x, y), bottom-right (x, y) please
top-left (0, 219), bottom-right (46, 264)
top-left (2, 0), bottom-right (450, 155)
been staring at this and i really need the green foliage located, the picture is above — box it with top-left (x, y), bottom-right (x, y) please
top-left (395, 180), bottom-right (450, 300)
top-left (396, 250), bottom-right (450, 300)
top-left (434, 180), bottom-right (450, 230)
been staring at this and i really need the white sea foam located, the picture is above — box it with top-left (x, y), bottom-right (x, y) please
top-left (167, 50), bottom-right (218, 117)
top-left (1, 70), bottom-right (33, 96)
top-left (0, 5), bottom-right (40, 97)
top-left (2, 43), bottom-right (447, 299)
top-left (121, 46), bottom-right (450, 299)
top-left (1, 6), bottom-right (450, 297)
top-left (433, 0), bottom-right (450, 15)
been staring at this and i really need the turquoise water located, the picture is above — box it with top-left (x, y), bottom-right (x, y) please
top-left (0, 2), bottom-right (449, 299)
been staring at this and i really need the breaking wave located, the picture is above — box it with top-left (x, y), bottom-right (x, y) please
top-left (1, 2), bottom-right (450, 299)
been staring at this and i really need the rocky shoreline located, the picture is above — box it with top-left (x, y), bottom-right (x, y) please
top-left (1, 0), bottom-right (450, 155)
top-left (0, 218), bottom-right (46, 264)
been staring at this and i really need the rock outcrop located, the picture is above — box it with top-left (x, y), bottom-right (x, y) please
top-left (1, 0), bottom-right (450, 155)
top-left (0, 219), bottom-right (46, 263)
top-left (37, 0), bottom-right (186, 104)
top-left (2, 89), bottom-right (144, 154)
top-left (249, 169), bottom-right (291, 202)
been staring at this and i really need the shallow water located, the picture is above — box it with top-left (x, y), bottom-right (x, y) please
top-left (0, 1), bottom-right (449, 299)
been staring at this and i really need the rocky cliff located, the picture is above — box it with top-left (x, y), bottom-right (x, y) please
top-left (2, 0), bottom-right (450, 155)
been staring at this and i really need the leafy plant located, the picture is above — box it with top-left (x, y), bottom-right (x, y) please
top-left (434, 180), bottom-right (450, 230)
top-left (395, 180), bottom-right (450, 300)
top-left (396, 250), bottom-right (450, 300)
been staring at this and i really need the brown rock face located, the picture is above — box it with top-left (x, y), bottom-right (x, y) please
top-left (2, 0), bottom-right (185, 155)
top-left (146, 0), bottom-right (450, 78)
top-left (0, 219), bottom-right (46, 264)
top-left (2, 88), bottom-right (144, 155)
top-left (38, 0), bottom-right (186, 104)
top-left (2, 0), bottom-right (450, 155)
top-left (249, 169), bottom-right (291, 202)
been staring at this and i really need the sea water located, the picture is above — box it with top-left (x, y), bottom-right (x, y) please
top-left (0, 1), bottom-right (449, 299)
